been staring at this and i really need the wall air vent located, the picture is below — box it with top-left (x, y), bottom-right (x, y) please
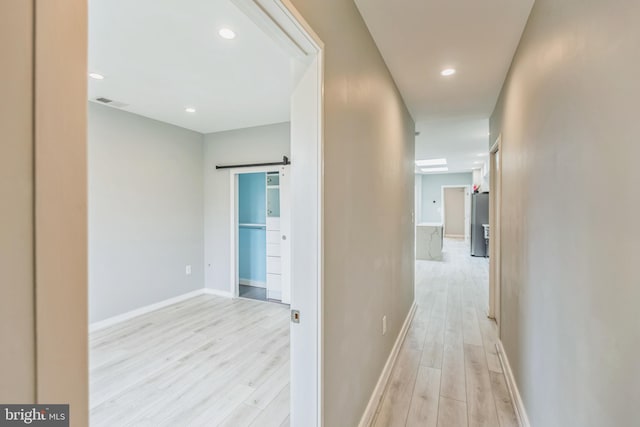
top-left (94, 97), bottom-right (129, 108)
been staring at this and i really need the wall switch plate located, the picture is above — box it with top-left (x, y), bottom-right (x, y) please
top-left (185, 265), bottom-right (192, 275)
top-left (382, 315), bottom-right (387, 335)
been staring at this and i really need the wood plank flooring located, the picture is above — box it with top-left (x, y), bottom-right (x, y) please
top-left (90, 294), bottom-right (290, 427)
top-left (373, 239), bottom-right (518, 427)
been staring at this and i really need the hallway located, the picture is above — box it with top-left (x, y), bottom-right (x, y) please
top-left (373, 239), bottom-right (517, 427)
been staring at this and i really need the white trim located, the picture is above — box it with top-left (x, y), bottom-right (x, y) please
top-left (225, 2), bottom-right (324, 424)
top-left (267, 290), bottom-right (282, 301)
top-left (490, 137), bottom-right (501, 154)
top-left (90, 289), bottom-right (207, 332)
top-left (275, 2), bottom-right (325, 424)
top-left (203, 288), bottom-right (234, 298)
top-left (229, 165), bottom-right (282, 299)
top-left (489, 135), bottom-right (502, 323)
top-left (358, 302), bottom-right (417, 427)
top-left (239, 279), bottom-right (267, 288)
top-left (496, 341), bottom-right (530, 427)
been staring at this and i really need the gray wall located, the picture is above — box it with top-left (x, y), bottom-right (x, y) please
top-left (290, 1), bottom-right (415, 425)
top-left (88, 103), bottom-right (204, 323)
top-left (203, 122), bottom-right (290, 292)
top-left (490, 0), bottom-right (640, 425)
top-left (420, 173), bottom-right (472, 223)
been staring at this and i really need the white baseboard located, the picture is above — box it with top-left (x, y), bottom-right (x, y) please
top-left (89, 288), bottom-right (206, 333)
top-left (267, 290), bottom-right (282, 301)
top-left (203, 288), bottom-right (234, 298)
top-left (496, 341), bottom-right (530, 427)
top-left (239, 279), bottom-right (266, 288)
top-left (358, 302), bottom-right (417, 427)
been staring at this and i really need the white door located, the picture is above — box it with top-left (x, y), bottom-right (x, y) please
top-left (290, 54), bottom-right (321, 425)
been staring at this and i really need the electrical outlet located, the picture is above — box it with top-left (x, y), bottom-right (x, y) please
top-left (382, 315), bottom-right (387, 335)
top-left (185, 265), bottom-right (192, 275)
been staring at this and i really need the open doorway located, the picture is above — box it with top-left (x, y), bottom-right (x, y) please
top-left (86, 0), bottom-right (323, 425)
top-left (231, 166), bottom-right (291, 304)
top-left (441, 185), bottom-right (471, 240)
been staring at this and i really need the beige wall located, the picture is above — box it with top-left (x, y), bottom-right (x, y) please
top-left (0, 0), bottom-right (35, 403)
top-left (34, 0), bottom-right (88, 424)
top-left (491, 0), bottom-right (640, 425)
top-left (289, 1), bottom-right (415, 425)
top-left (1, 1), bottom-right (88, 423)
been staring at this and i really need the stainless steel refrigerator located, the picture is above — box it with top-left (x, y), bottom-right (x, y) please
top-left (470, 192), bottom-right (489, 257)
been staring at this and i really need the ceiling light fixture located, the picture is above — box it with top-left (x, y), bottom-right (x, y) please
top-left (218, 28), bottom-right (236, 40)
top-left (185, 107), bottom-right (196, 113)
top-left (89, 72), bottom-right (105, 80)
top-left (421, 167), bottom-right (449, 173)
top-left (477, 153), bottom-right (488, 157)
top-left (440, 68), bottom-right (456, 77)
top-left (416, 158), bottom-right (447, 167)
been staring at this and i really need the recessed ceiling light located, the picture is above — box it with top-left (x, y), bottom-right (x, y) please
top-left (185, 107), bottom-right (196, 113)
top-left (487, 132), bottom-right (491, 136)
top-left (218, 28), bottom-right (236, 40)
top-left (416, 158), bottom-right (447, 167)
top-left (89, 72), bottom-right (104, 80)
top-left (474, 161), bottom-right (483, 164)
top-left (421, 167), bottom-right (449, 173)
top-left (441, 68), bottom-right (456, 77)
top-left (477, 153), bottom-right (488, 157)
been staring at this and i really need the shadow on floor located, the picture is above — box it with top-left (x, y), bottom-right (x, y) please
top-left (239, 284), bottom-right (267, 301)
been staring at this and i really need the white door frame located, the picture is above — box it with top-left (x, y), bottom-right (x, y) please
top-left (489, 136), bottom-right (502, 327)
top-left (441, 185), bottom-right (472, 240)
top-left (33, 0), bottom-right (322, 423)
top-left (228, 166), bottom-right (288, 301)
top-left (231, 1), bottom-right (324, 425)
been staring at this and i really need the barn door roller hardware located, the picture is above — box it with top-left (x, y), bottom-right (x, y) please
top-left (215, 156), bottom-right (290, 170)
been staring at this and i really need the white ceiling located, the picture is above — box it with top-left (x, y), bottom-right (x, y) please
top-left (354, 0), bottom-right (534, 174)
top-left (88, 0), bottom-right (292, 134)
top-left (415, 118), bottom-right (489, 174)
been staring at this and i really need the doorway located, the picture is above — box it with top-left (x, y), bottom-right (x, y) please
top-left (489, 136), bottom-right (501, 326)
top-left (441, 185), bottom-right (471, 240)
top-left (443, 187), bottom-right (465, 238)
top-left (232, 167), bottom-right (291, 304)
top-left (84, 0), bottom-right (323, 425)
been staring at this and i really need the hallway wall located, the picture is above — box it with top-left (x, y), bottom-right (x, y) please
top-left (490, 0), bottom-right (640, 425)
top-left (289, 1), bottom-right (415, 425)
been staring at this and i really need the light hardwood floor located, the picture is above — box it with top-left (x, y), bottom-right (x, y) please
top-left (373, 239), bottom-right (518, 427)
top-left (90, 294), bottom-right (290, 427)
